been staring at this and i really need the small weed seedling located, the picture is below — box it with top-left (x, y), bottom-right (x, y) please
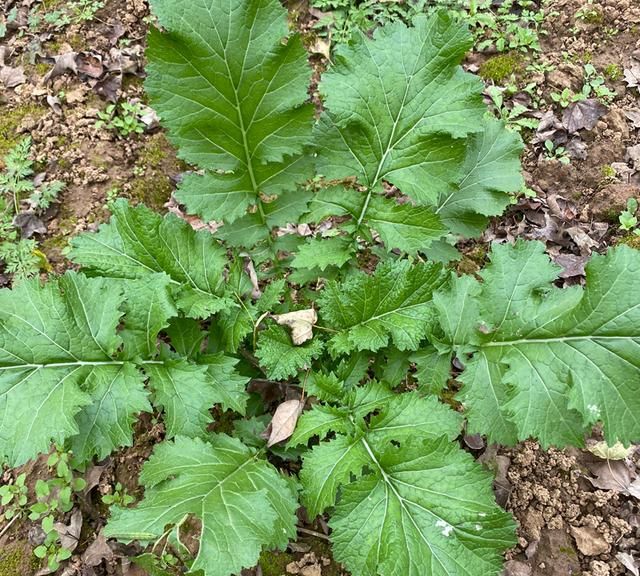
top-left (551, 65), bottom-right (616, 107)
top-left (0, 138), bottom-right (64, 278)
top-left (33, 514), bottom-right (73, 573)
top-left (96, 102), bottom-right (146, 138)
top-left (102, 483), bottom-right (135, 507)
top-left (543, 139), bottom-right (571, 164)
top-left (486, 85), bottom-right (540, 131)
top-left (0, 473), bottom-right (28, 523)
top-left (619, 198), bottom-right (640, 235)
top-left (28, 448), bottom-right (86, 570)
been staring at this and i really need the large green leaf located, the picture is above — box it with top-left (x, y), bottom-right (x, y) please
top-left (105, 435), bottom-right (299, 576)
top-left (316, 13), bottom-right (483, 198)
top-left (146, 0), bottom-right (314, 224)
top-left (311, 12), bottom-right (522, 246)
top-left (0, 268), bottom-right (250, 465)
top-left (0, 273), bottom-right (141, 465)
top-left (296, 384), bottom-right (511, 576)
top-left (318, 259), bottom-right (447, 355)
top-left (433, 241), bottom-right (640, 447)
top-left (331, 438), bottom-right (516, 576)
top-left (69, 200), bottom-right (232, 319)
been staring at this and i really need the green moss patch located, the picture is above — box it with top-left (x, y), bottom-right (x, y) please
top-left (0, 540), bottom-right (41, 576)
top-left (0, 104), bottom-right (47, 164)
top-left (479, 53), bottom-right (522, 83)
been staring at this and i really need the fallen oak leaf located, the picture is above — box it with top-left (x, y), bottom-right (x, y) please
top-left (267, 399), bottom-right (304, 447)
top-left (273, 308), bottom-right (317, 345)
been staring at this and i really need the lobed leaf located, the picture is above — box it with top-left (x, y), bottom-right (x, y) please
top-left (296, 382), bottom-right (511, 576)
top-left (105, 435), bottom-right (299, 576)
top-left (255, 324), bottom-right (324, 380)
top-left (145, 0), bottom-right (314, 223)
top-left (69, 200), bottom-right (232, 319)
top-left (433, 241), bottom-right (640, 447)
top-left (0, 273), bottom-right (133, 465)
top-left (318, 259), bottom-right (447, 355)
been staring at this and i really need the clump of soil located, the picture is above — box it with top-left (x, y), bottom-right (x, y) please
top-left (503, 441), bottom-right (639, 576)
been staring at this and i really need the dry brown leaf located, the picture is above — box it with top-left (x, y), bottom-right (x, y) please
top-left (54, 509), bottom-right (82, 551)
top-left (82, 530), bottom-right (114, 567)
top-left (617, 552), bottom-right (640, 576)
top-left (587, 440), bottom-right (633, 460)
top-left (587, 458), bottom-right (639, 498)
top-left (273, 308), bottom-right (317, 345)
top-left (267, 399), bottom-right (304, 447)
top-left (309, 37), bottom-right (331, 60)
top-left (0, 47), bottom-right (26, 88)
top-left (569, 525), bottom-right (609, 556)
top-left (625, 61), bottom-right (640, 89)
top-left (43, 52), bottom-right (79, 83)
top-left (625, 109), bottom-right (640, 129)
top-left (562, 99), bottom-right (607, 133)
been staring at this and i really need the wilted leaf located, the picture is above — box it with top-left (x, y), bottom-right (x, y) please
top-left (44, 52), bottom-right (79, 83)
top-left (587, 458), bottom-right (639, 497)
top-left (76, 52), bottom-right (103, 78)
top-left (54, 509), bottom-right (82, 551)
top-left (0, 64), bottom-right (26, 88)
top-left (267, 399), bottom-right (304, 446)
top-left (13, 212), bottom-right (47, 238)
top-left (625, 109), bottom-right (640, 129)
top-left (273, 309), bottom-right (317, 345)
top-left (587, 440), bottom-right (634, 460)
top-left (309, 37), bottom-right (331, 60)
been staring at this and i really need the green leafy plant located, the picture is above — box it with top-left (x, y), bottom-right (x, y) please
top-left (96, 102), bottom-right (146, 138)
top-left (2, 2), bottom-right (640, 576)
top-left (0, 473), bottom-right (28, 523)
top-left (33, 514), bottom-right (73, 573)
top-left (310, 0), bottom-right (548, 54)
top-left (102, 482), bottom-right (135, 507)
top-left (551, 64), bottom-right (616, 107)
top-left (28, 448), bottom-right (86, 522)
top-left (543, 139), bottom-right (571, 164)
top-left (486, 85), bottom-right (540, 131)
top-left (70, 0), bottom-right (105, 22)
top-left (0, 138), bottom-right (64, 278)
top-left (619, 198), bottom-right (640, 234)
